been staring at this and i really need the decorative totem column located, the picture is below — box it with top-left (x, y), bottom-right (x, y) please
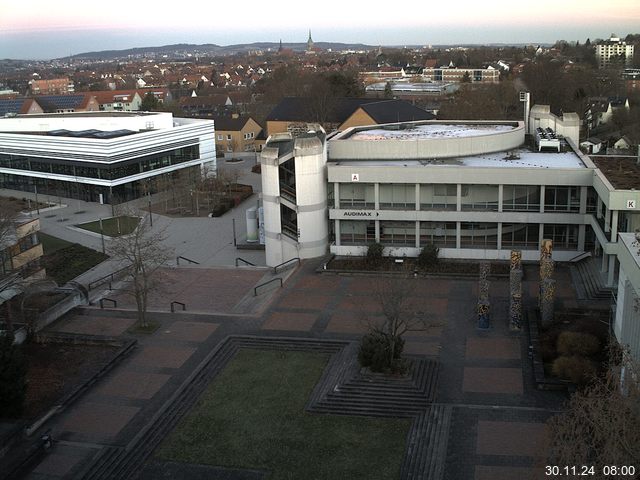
top-left (539, 239), bottom-right (554, 307)
top-left (477, 262), bottom-right (491, 329)
top-left (540, 278), bottom-right (556, 326)
top-left (509, 250), bottom-right (523, 330)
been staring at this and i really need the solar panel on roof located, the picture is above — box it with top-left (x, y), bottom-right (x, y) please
top-left (0, 99), bottom-right (25, 116)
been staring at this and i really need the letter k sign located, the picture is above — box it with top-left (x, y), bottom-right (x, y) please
top-left (627, 200), bottom-right (636, 209)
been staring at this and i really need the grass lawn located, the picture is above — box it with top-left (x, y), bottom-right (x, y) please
top-left (39, 233), bottom-right (108, 284)
top-left (157, 349), bottom-right (411, 479)
top-left (76, 215), bottom-right (140, 237)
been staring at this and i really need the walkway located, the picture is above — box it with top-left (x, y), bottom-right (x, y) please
top-left (17, 259), bottom-right (581, 480)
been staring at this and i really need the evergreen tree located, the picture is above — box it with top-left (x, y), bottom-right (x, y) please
top-left (0, 335), bottom-right (27, 418)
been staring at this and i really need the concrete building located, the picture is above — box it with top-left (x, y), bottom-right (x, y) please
top-left (213, 115), bottom-right (263, 155)
top-left (421, 66), bottom-right (499, 84)
top-left (29, 78), bottom-right (74, 95)
top-left (596, 34), bottom-right (635, 69)
top-left (0, 215), bottom-right (44, 286)
top-left (0, 111), bottom-right (215, 204)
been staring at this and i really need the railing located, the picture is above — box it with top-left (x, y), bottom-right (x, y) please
top-left (235, 257), bottom-right (256, 267)
top-left (281, 222), bottom-right (299, 240)
top-left (254, 277), bottom-right (283, 296)
top-left (176, 256), bottom-right (199, 265)
top-left (279, 183), bottom-right (297, 203)
top-left (170, 301), bottom-right (186, 312)
top-left (99, 298), bottom-right (117, 309)
top-left (88, 265), bottom-right (132, 291)
top-left (273, 257), bottom-right (300, 274)
top-left (568, 251), bottom-right (592, 263)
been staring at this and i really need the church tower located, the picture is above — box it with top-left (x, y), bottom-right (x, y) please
top-left (306, 30), bottom-right (314, 52)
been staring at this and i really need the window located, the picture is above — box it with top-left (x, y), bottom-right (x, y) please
top-left (420, 222), bottom-right (456, 247)
top-left (503, 185), bottom-right (540, 211)
top-left (544, 186), bottom-right (580, 212)
top-left (460, 222), bottom-right (498, 249)
top-left (543, 224), bottom-right (578, 250)
top-left (217, 134), bottom-right (223, 140)
top-left (340, 220), bottom-right (375, 245)
top-left (379, 184), bottom-right (415, 210)
top-left (380, 221), bottom-right (415, 246)
top-left (502, 223), bottom-right (539, 249)
top-left (461, 185), bottom-right (498, 211)
top-left (421, 184), bottom-right (456, 210)
top-left (227, 134), bottom-right (232, 141)
top-left (339, 183), bottom-right (374, 209)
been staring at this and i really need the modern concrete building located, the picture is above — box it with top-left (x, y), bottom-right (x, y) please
top-left (421, 66), bottom-right (500, 84)
top-left (0, 111), bottom-right (215, 204)
top-left (259, 108), bottom-right (640, 290)
top-left (595, 34), bottom-right (635, 69)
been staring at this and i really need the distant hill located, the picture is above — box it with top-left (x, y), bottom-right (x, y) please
top-left (63, 42), bottom-right (376, 61)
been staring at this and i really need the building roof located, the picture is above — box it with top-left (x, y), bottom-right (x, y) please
top-left (33, 94), bottom-right (94, 112)
top-left (212, 115), bottom-right (256, 131)
top-left (0, 99), bottom-right (32, 116)
top-left (357, 100), bottom-right (435, 124)
top-left (591, 156), bottom-right (640, 190)
top-left (266, 97), bottom-right (377, 123)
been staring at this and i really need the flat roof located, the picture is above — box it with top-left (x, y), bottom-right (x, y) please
top-left (331, 147), bottom-right (586, 169)
top-left (2, 111), bottom-right (157, 119)
top-left (345, 123), bottom-right (517, 141)
top-left (591, 156), bottom-right (640, 190)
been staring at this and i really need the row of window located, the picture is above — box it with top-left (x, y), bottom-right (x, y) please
top-left (216, 132), bottom-right (256, 141)
top-left (336, 184), bottom-right (589, 213)
top-left (0, 146), bottom-right (199, 181)
top-left (338, 220), bottom-right (579, 250)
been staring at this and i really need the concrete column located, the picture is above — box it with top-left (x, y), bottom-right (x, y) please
top-left (596, 197), bottom-right (603, 219)
top-left (498, 184), bottom-right (503, 213)
top-left (605, 207), bottom-right (611, 233)
top-left (456, 184), bottom-right (462, 211)
top-left (415, 220), bottom-right (420, 248)
top-left (611, 210), bottom-right (619, 241)
top-left (334, 183), bottom-right (340, 209)
top-left (608, 255), bottom-right (616, 287)
top-left (538, 223), bottom-right (545, 247)
top-left (334, 219), bottom-right (341, 246)
top-left (602, 251), bottom-right (608, 273)
top-left (456, 221), bottom-right (461, 249)
top-left (539, 185), bottom-right (545, 213)
top-left (415, 184), bottom-right (420, 211)
top-left (375, 220), bottom-right (380, 243)
top-left (578, 224), bottom-right (586, 251)
top-left (497, 223), bottom-right (503, 250)
top-left (374, 183), bottom-right (380, 210)
top-left (579, 186), bottom-right (588, 214)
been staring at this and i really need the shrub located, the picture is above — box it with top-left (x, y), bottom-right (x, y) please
top-left (0, 335), bottom-right (27, 418)
top-left (358, 331), bottom-right (405, 373)
top-left (552, 355), bottom-right (597, 384)
top-left (417, 244), bottom-right (439, 270)
top-left (556, 331), bottom-right (601, 357)
top-left (365, 242), bottom-right (384, 269)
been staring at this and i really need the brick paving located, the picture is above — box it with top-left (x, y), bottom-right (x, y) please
top-left (21, 260), bottom-right (584, 480)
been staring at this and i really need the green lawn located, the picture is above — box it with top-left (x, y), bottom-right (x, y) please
top-left (76, 216), bottom-right (140, 237)
top-left (39, 233), bottom-right (108, 284)
top-left (157, 349), bottom-right (411, 479)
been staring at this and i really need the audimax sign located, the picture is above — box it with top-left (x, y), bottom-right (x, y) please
top-left (341, 211), bottom-right (379, 217)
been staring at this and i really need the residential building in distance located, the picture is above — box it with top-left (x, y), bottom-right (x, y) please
top-left (595, 34), bottom-right (635, 69)
top-left (32, 94), bottom-right (100, 113)
top-left (213, 114), bottom-right (263, 155)
top-left (28, 78), bottom-right (75, 95)
top-left (421, 65), bottom-right (500, 84)
top-left (265, 97), bottom-right (434, 137)
top-left (0, 111), bottom-right (215, 204)
top-left (0, 214), bottom-right (45, 287)
top-left (92, 90), bottom-right (143, 111)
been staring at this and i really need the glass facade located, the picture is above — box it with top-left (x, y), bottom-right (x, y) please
top-left (380, 221), bottom-right (415, 246)
top-left (460, 222), bottom-right (498, 249)
top-left (543, 224), bottom-right (579, 250)
top-left (461, 185), bottom-right (499, 211)
top-left (339, 183), bottom-right (375, 209)
top-left (379, 184), bottom-right (415, 210)
top-left (340, 220), bottom-right (375, 245)
top-left (503, 185), bottom-right (541, 211)
top-left (420, 184), bottom-right (456, 210)
top-left (420, 221), bottom-right (456, 247)
top-left (501, 223), bottom-right (540, 248)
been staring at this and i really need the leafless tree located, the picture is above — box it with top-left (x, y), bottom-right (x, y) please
top-left (544, 346), bottom-right (640, 477)
top-left (107, 214), bottom-right (172, 328)
top-left (368, 274), bottom-right (441, 367)
top-left (0, 203), bottom-right (20, 335)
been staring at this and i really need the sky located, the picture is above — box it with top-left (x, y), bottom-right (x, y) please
top-left (1, 0), bottom-right (639, 60)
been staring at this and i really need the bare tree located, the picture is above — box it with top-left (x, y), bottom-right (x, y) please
top-left (361, 274), bottom-right (441, 371)
top-left (544, 347), bottom-right (640, 477)
top-left (0, 204), bottom-right (21, 335)
top-left (108, 214), bottom-right (172, 328)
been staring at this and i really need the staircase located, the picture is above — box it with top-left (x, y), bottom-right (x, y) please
top-left (570, 257), bottom-right (615, 300)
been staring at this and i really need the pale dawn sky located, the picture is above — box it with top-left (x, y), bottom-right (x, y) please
top-left (1, 0), bottom-right (639, 59)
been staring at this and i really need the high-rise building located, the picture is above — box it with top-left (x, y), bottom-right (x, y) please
top-left (595, 34), bottom-right (635, 69)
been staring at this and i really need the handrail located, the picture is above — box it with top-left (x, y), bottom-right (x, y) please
top-left (568, 251), bottom-right (592, 263)
top-left (273, 257), bottom-right (300, 274)
top-left (176, 256), bottom-right (199, 266)
top-left (235, 257), bottom-right (256, 267)
top-left (170, 301), bottom-right (186, 312)
top-left (88, 264), bottom-right (132, 291)
top-left (254, 277), bottom-right (283, 296)
top-left (99, 298), bottom-right (117, 309)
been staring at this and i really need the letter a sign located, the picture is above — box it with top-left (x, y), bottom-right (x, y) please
top-left (351, 173), bottom-right (359, 182)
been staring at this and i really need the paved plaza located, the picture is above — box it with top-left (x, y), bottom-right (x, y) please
top-left (12, 255), bottom-right (582, 480)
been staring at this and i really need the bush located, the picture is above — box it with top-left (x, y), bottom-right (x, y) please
top-left (556, 331), bottom-right (601, 357)
top-left (417, 244), bottom-right (439, 270)
top-left (358, 331), bottom-right (405, 373)
top-left (552, 355), bottom-right (597, 384)
top-left (0, 335), bottom-right (27, 418)
top-left (366, 242), bottom-right (384, 269)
